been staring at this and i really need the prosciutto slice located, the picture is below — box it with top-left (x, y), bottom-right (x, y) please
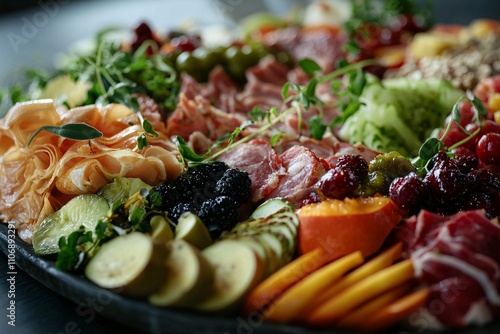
top-left (0, 100), bottom-right (183, 243)
top-left (394, 209), bottom-right (500, 328)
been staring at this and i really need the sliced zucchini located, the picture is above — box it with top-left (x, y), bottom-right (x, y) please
top-left (195, 240), bottom-right (265, 314)
top-left (175, 212), bottom-right (213, 249)
top-left (84, 232), bottom-right (168, 297)
top-left (97, 177), bottom-right (152, 205)
top-left (149, 239), bottom-right (214, 307)
top-left (250, 198), bottom-right (295, 219)
top-left (150, 215), bottom-right (174, 244)
top-left (32, 194), bottom-right (110, 255)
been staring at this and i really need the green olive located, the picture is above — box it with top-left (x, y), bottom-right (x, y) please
top-left (225, 45), bottom-right (262, 82)
top-left (192, 48), bottom-right (225, 72)
top-left (175, 51), bottom-right (205, 82)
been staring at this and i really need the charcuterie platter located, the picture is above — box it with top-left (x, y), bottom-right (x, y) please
top-left (1, 0), bottom-right (500, 333)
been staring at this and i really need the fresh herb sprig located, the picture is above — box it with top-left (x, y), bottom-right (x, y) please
top-left (26, 123), bottom-right (103, 147)
top-left (176, 58), bottom-right (372, 166)
top-left (412, 93), bottom-right (487, 172)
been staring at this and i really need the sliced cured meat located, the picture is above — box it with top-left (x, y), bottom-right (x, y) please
top-left (166, 94), bottom-right (246, 141)
top-left (394, 209), bottom-right (500, 328)
top-left (258, 26), bottom-right (347, 73)
top-left (324, 142), bottom-right (381, 167)
top-left (0, 101), bottom-right (183, 244)
top-left (218, 139), bottom-right (286, 202)
top-left (264, 145), bottom-right (327, 207)
top-left (246, 56), bottom-right (290, 86)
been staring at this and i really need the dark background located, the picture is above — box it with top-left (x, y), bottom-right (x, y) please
top-left (1, 0), bottom-right (499, 88)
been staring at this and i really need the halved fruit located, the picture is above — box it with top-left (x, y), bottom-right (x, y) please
top-left (174, 212), bottom-right (213, 249)
top-left (33, 194), bottom-right (110, 255)
top-left (97, 177), bottom-right (152, 204)
top-left (297, 196), bottom-right (402, 259)
top-left (149, 239), bottom-right (213, 307)
top-left (84, 232), bottom-right (167, 297)
top-left (195, 240), bottom-right (265, 314)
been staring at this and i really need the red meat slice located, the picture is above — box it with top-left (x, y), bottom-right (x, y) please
top-left (395, 209), bottom-right (500, 328)
top-left (264, 145), bottom-right (326, 207)
top-left (218, 139), bottom-right (286, 202)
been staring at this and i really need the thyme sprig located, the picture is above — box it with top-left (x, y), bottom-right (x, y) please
top-left (176, 58), bottom-right (373, 166)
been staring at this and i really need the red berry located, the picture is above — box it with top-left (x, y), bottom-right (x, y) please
top-left (319, 168), bottom-right (358, 199)
top-left (477, 133), bottom-right (500, 166)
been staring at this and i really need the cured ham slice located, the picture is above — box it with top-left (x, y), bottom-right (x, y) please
top-left (0, 100), bottom-right (183, 244)
top-left (218, 139), bottom-right (286, 202)
top-left (394, 209), bottom-right (500, 328)
top-left (166, 93), bottom-right (246, 141)
top-left (264, 145), bottom-right (327, 207)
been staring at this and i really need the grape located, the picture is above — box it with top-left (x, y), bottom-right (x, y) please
top-left (335, 154), bottom-right (369, 182)
top-left (319, 168), bottom-right (358, 199)
top-left (389, 172), bottom-right (426, 215)
top-left (441, 124), bottom-right (468, 149)
top-left (476, 133), bottom-right (500, 166)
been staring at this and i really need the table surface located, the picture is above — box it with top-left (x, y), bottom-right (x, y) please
top-left (1, 1), bottom-right (500, 333)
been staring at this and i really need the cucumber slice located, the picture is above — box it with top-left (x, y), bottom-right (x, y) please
top-left (150, 215), bottom-right (174, 244)
top-left (250, 198), bottom-right (295, 219)
top-left (85, 232), bottom-right (168, 297)
top-left (258, 232), bottom-right (290, 268)
top-left (149, 239), bottom-right (214, 307)
top-left (195, 240), bottom-right (265, 314)
top-left (227, 235), bottom-right (277, 279)
top-left (32, 194), bottom-right (110, 255)
top-left (97, 177), bottom-right (152, 205)
top-left (175, 212), bottom-right (213, 249)
top-left (232, 220), bottom-right (296, 254)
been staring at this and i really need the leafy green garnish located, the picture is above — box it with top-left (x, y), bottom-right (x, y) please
top-left (26, 123), bottom-right (103, 147)
top-left (175, 58), bottom-right (373, 165)
top-left (412, 94), bottom-right (487, 171)
top-left (55, 187), bottom-right (160, 272)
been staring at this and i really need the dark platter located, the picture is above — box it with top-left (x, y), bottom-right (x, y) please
top-left (1, 224), bottom-right (499, 334)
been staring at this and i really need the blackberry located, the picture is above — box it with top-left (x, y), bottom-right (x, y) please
top-left (198, 196), bottom-right (240, 239)
top-left (168, 202), bottom-right (199, 223)
top-left (149, 182), bottom-right (184, 211)
top-left (152, 162), bottom-right (230, 211)
top-left (215, 168), bottom-right (252, 204)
